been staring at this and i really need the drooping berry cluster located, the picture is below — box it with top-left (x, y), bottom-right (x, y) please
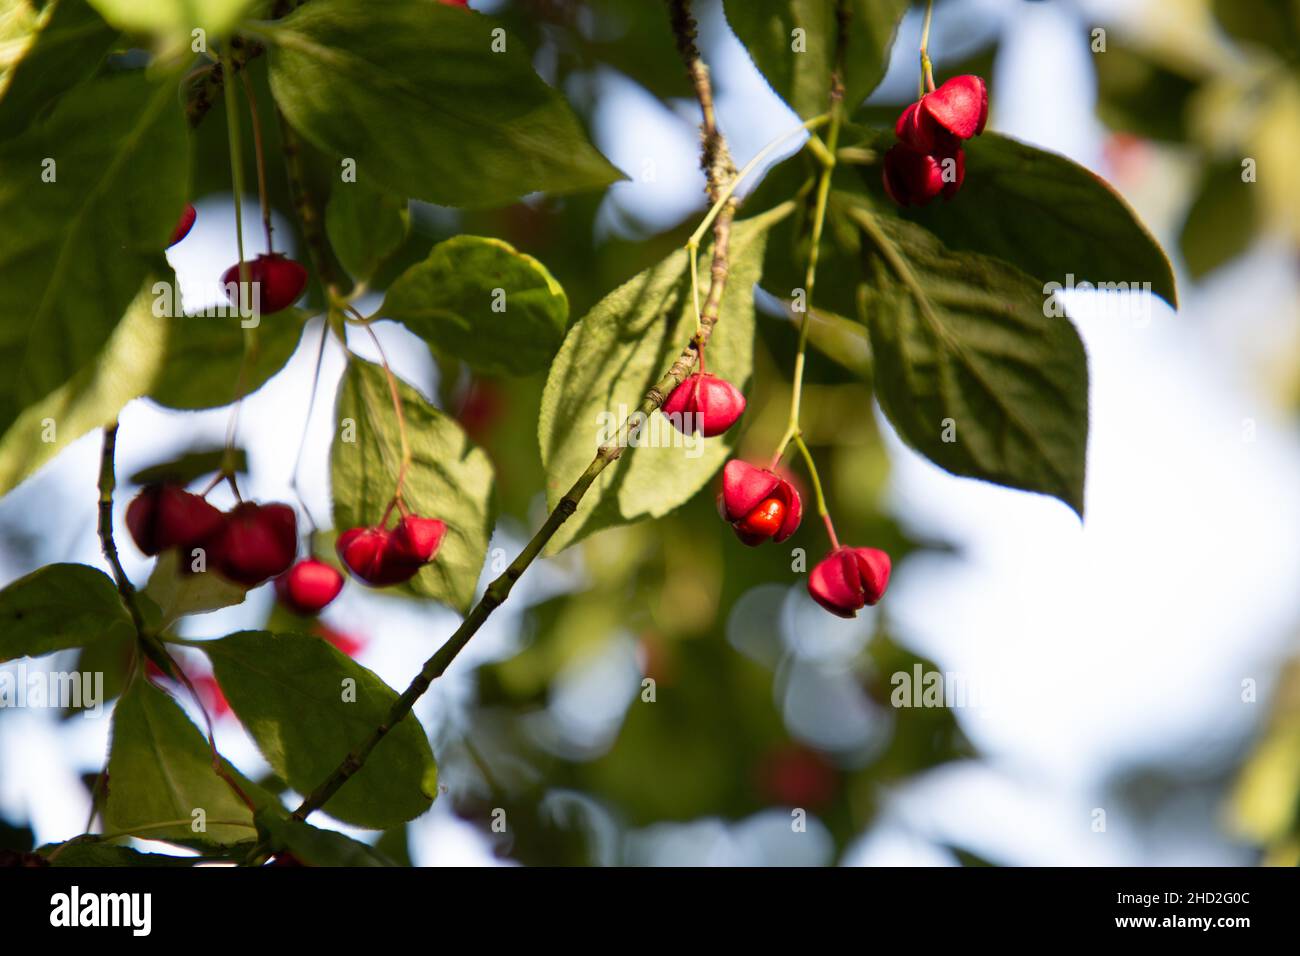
top-left (883, 75), bottom-right (988, 207)
top-left (336, 515), bottom-right (448, 587)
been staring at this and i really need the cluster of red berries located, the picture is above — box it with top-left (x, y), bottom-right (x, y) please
top-left (336, 515), bottom-right (448, 587)
top-left (125, 482), bottom-right (450, 614)
top-left (658, 370), bottom-right (892, 617)
top-left (883, 75), bottom-right (988, 207)
top-left (166, 203), bottom-right (308, 315)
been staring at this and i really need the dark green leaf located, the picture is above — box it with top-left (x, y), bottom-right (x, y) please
top-left (0, 0), bottom-right (118, 138)
top-left (130, 447), bottom-right (248, 486)
top-left (723, 0), bottom-right (909, 118)
top-left (1179, 159), bottom-right (1259, 279)
top-left (0, 71), bottom-right (189, 437)
top-left (538, 204), bottom-right (791, 553)
top-left (40, 841), bottom-right (202, 866)
top-left (848, 206), bottom-right (1089, 516)
top-left (0, 563), bottom-right (132, 663)
top-left (255, 810), bottom-right (395, 866)
top-left (263, 0), bottom-right (623, 208)
top-left (105, 678), bottom-right (260, 845)
top-left (148, 309), bottom-right (308, 411)
top-left (332, 358), bottom-right (494, 612)
top-left (380, 236), bottom-right (568, 376)
top-left (326, 179), bottom-right (409, 283)
top-left (851, 131), bottom-right (1178, 308)
top-left (1211, 0), bottom-right (1300, 62)
top-left (201, 631), bottom-right (439, 830)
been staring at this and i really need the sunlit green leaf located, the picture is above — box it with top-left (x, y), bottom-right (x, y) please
top-left (0, 563), bottom-right (132, 663)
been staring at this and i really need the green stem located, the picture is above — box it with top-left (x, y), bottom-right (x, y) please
top-left (793, 433), bottom-right (839, 550)
top-left (771, 102), bottom-right (842, 469)
top-left (221, 44), bottom-right (256, 475)
top-left (97, 424), bottom-right (147, 637)
top-left (919, 0), bottom-right (936, 95)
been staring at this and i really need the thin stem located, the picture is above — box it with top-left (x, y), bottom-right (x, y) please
top-left (276, 0), bottom-right (751, 829)
top-left (289, 318), bottom-right (331, 534)
top-left (793, 433), bottom-right (839, 550)
top-left (363, 324), bottom-right (411, 519)
top-left (919, 0), bottom-right (936, 95)
top-left (97, 424), bottom-right (147, 636)
top-left (222, 46), bottom-right (256, 475)
top-left (240, 70), bottom-right (275, 253)
top-left (771, 103), bottom-right (842, 468)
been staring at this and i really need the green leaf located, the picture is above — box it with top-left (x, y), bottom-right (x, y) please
top-left (853, 131), bottom-right (1178, 308)
top-left (538, 204), bottom-right (791, 553)
top-left (848, 206), bottom-right (1089, 516)
top-left (263, 0), bottom-right (623, 208)
top-left (85, 0), bottom-right (256, 39)
top-left (148, 309), bottom-right (308, 411)
top-left (0, 277), bottom-right (167, 497)
top-left (0, 563), bottom-right (133, 663)
top-left (200, 631), bottom-right (438, 830)
top-left (39, 841), bottom-right (201, 866)
top-left (380, 236), bottom-right (568, 376)
top-left (332, 358), bottom-right (494, 612)
top-left (0, 0), bottom-right (118, 138)
top-left (1180, 159), bottom-right (1260, 279)
top-left (105, 678), bottom-right (259, 845)
top-left (255, 809), bottom-right (394, 866)
top-left (0, 70), bottom-right (189, 437)
top-left (326, 179), bottom-right (409, 283)
top-left (143, 551), bottom-right (248, 628)
top-left (723, 0), bottom-right (909, 118)
top-left (130, 447), bottom-right (247, 486)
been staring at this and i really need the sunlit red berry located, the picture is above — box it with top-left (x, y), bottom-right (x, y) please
top-left (661, 373), bottom-right (747, 437)
top-left (717, 460), bottom-right (801, 545)
top-left (209, 502), bottom-right (298, 587)
top-left (275, 559), bottom-right (344, 615)
top-left (807, 546), bottom-right (891, 617)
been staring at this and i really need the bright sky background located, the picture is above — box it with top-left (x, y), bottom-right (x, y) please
top-left (3, 0), bottom-right (1298, 866)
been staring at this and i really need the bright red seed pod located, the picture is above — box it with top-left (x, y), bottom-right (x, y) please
top-left (168, 204), bottom-right (196, 247)
top-left (221, 253), bottom-right (308, 315)
top-left (807, 546), bottom-right (891, 618)
top-left (661, 373), bottom-right (747, 437)
top-left (209, 502), bottom-right (298, 587)
top-left (894, 101), bottom-right (960, 156)
top-left (717, 460), bottom-right (802, 546)
top-left (337, 515), bottom-right (446, 588)
top-left (336, 527), bottom-right (396, 585)
top-left (921, 74), bottom-right (988, 140)
top-left (275, 559), bottom-right (345, 616)
top-left (126, 484), bottom-right (225, 556)
top-left (883, 141), bottom-right (962, 207)
top-left (390, 515), bottom-right (447, 564)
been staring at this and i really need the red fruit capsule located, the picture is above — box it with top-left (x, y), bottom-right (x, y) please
top-left (661, 373), bottom-right (747, 437)
top-left (168, 204), bottom-right (196, 247)
top-left (717, 460), bottom-right (802, 545)
top-left (807, 546), bottom-right (891, 618)
top-left (882, 142), bottom-right (956, 207)
top-left (391, 515), bottom-right (447, 564)
top-left (222, 253), bottom-right (308, 316)
top-left (275, 559), bottom-right (344, 615)
top-left (126, 484), bottom-right (225, 556)
top-left (210, 502), bottom-right (298, 587)
top-left (921, 74), bottom-right (988, 140)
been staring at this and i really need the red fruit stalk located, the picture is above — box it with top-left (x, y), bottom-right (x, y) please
top-left (807, 547), bottom-right (891, 618)
top-left (275, 559), bottom-right (345, 615)
top-left (884, 75), bottom-right (987, 207)
top-left (717, 460), bottom-right (802, 545)
top-left (661, 373), bottom-right (746, 437)
top-left (222, 253), bottom-right (308, 315)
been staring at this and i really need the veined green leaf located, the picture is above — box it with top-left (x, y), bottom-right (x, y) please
top-left (0, 563), bottom-right (133, 663)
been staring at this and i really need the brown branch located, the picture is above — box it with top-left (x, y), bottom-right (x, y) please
top-left (98, 423), bottom-right (147, 637)
top-left (275, 0), bottom-right (741, 828)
